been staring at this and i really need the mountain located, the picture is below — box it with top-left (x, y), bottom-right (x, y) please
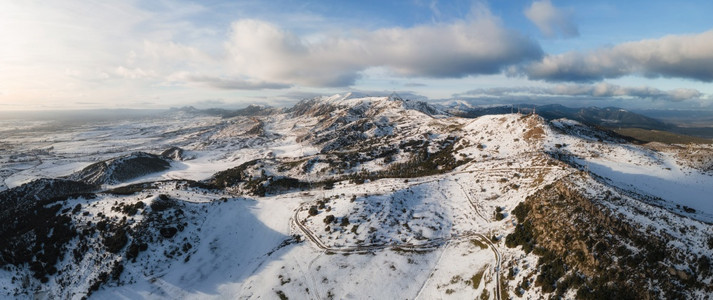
top-left (536, 105), bottom-right (671, 129)
top-left (168, 104), bottom-right (282, 118)
top-left (445, 103), bottom-right (670, 130)
top-left (0, 95), bottom-right (711, 299)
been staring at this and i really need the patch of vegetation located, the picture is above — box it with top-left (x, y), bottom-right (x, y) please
top-left (505, 220), bottom-right (535, 253)
top-left (208, 159), bottom-right (261, 188)
top-left (470, 239), bottom-right (488, 250)
top-left (0, 180), bottom-right (93, 281)
top-left (471, 268), bottom-right (486, 289)
top-left (505, 180), bottom-right (708, 299)
top-left (613, 128), bottom-right (713, 144)
top-left (265, 177), bottom-right (312, 194)
top-left (103, 227), bottom-right (128, 253)
top-left (511, 202), bottom-right (530, 223)
top-left (323, 215), bottom-right (335, 224)
top-left (534, 249), bottom-right (566, 293)
top-left (112, 201), bottom-right (146, 216)
top-left (494, 206), bottom-right (505, 221)
top-left (104, 182), bottom-right (157, 195)
top-left (347, 137), bottom-right (467, 182)
top-left (151, 194), bottom-right (176, 211)
top-left (308, 206), bottom-right (319, 216)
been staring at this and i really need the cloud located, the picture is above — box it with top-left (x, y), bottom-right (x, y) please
top-left (524, 0), bottom-right (578, 38)
top-left (458, 82), bottom-right (703, 102)
top-left (187, 75), bottom-right (292, 90)
top-left (521, 29), bottom-right (713, 82)
top-left (225, 12), bottom-right (542, 87)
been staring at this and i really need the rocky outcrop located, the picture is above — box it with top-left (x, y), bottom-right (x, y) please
top-left (161, 147), bottom-right (185, 161)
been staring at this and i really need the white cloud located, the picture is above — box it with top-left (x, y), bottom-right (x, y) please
top-left (187, 75), bottom-right (292, 90)
top-left (224, 13), bottom-right (542, 87)
top-left (459, 82), bottom-right (703, 102)
top-left (524, 0), bottom-right (578, 38)
top-left (522, 29), bottom-right (713, 82)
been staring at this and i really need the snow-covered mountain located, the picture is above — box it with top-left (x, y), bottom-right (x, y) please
top-left (0, 95), bottom-right (711, 299)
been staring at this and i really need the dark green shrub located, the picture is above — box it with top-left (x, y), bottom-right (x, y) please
top-left (104, 228), bottom-right (128, 253)
top-left (323, 215), bottom-right (335, 224)
top-left (512, 202), bottom-right (530, 223)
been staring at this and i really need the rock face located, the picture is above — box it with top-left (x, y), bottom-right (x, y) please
top-left (161, 147), bottom-right (185, 161)
top-left (68, 152), bottom-right (171, 185)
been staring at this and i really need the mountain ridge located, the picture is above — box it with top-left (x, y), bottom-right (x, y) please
top-left (0, 94), bottom-right (711, 299)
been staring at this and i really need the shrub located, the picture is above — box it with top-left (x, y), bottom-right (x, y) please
top-left (505, 221), bottom-right (535, 253)
top-left (151, 195), bottom-right (174, 211)
top-left (535, 257), bottom-right (566, 293)
top-left (104, 228), bottom-right (128, 253)
top-left (160, 227), bottom-right (178, 239)
top-left (323, 215), bottom-right (335, 224)
top-left (698, 255), bottom-right (710, 275)
top-left (276, 290), bottom-right (288, 300)
top-left (512, 202), bottom-right (530, 223)
top-left (308, 206), bottom-right (319, 216)
top-left (494, 207), bottom-right (505, 221)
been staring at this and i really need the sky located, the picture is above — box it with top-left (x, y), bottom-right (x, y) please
top-left (1, 0), bottom-right (713, 111)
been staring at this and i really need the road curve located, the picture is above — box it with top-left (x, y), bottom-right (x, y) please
top-left (291, 174), bottom-right (509, 299)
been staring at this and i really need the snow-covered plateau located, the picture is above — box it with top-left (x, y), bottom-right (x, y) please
top-left (0, 93), bottom-right (711, 299)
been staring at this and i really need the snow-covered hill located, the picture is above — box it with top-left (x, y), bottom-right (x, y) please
top-left (0, 95), bottom-right (711, 299)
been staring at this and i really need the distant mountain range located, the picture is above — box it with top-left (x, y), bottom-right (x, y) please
top-left (445, 103), bottom-right (713, 139)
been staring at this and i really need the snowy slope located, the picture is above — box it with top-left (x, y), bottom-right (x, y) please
top-left (0, 95), bottom-right (711, 299)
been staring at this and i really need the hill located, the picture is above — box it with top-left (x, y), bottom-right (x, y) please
top-left (0, 94), bottom-right (711, 299)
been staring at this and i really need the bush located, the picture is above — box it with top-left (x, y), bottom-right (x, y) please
top-left (308, 206), bottom-right (319, 216)
top-left (512, 202), bottom-right (530, 223)
top-left (698, 255), bottom-right (710, 275)
top-left (495, 211), bottom-right (505, 221)
top-left (535, 257), bottom-right (565, 293)
top-left (160, 227), bottom-right (178, 238)
top-left (505, 221), bottom-right (535, 253)
top-left (104, 228), bottom-right (128, 253)
top-left (276, 290), bottom-right (288, 300)
top-left (323, 215), bottom-right (335, 224)
top-left (122, 201), bottom-right (145, 215)
top-left (151, 195), bottom-right (174, 211)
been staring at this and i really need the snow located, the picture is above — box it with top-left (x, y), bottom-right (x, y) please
top-left (546, 118), bottom-right (713, 222)
top-left (1, 96), bottom-right (712, 299)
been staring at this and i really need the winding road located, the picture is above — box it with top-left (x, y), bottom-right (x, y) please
top-left (291, 178), bottom-right (505, 299)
